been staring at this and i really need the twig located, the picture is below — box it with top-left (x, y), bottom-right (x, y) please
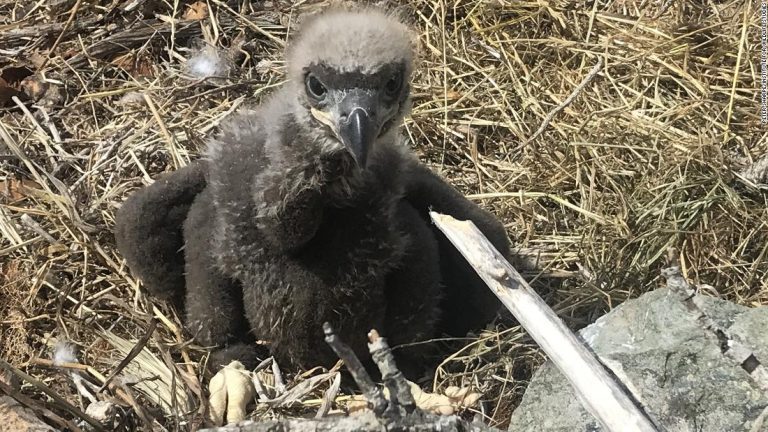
top-left (651, 0), bottom-right (675, 19)
top-left (27, 358), bottom-right (93, 373)
top-left (209, 0), bottom-right (286, 47)
top-left (27, 357), bottom-right (150, 422)
top-left (120, 0), bottom-right (148, 12)
top-left (0, 358), bottom-right (107, 431)
top-left (367, 329), bottom-right (416, 417)
top-left (142, 93), bottom-right (183, 169)
top-left (0, 379), bottom-right (84, 432)
top-left (37, 0), bottom-right (84, 71)
top-left (98, 318), bottom-right (157, 392)
top-left (258, 369), bottom-right (339, 409)
top-left (322, 322), bottom-right (387, 416)
top-left (19, 214), bottom-right (60, 245)
top-left (429, 211), bottom-right (660, 432)
top-left (525, 57), bottom-right (603, 145)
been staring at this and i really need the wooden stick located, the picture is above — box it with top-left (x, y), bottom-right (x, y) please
top-left (368, 329), bottom-right (416, 417)
top-left (429, 212), bottom-right (660, 432)
top-left (323, 322), bottom-right (387, 415)
top-left (0, 379), bottom-right (84, 432)
top-left (0, 358), bottom-right (107, 432)
top-left (37, 0), bottom-right (84, 71)
top-left (525, 57), bottom-right (603, 145)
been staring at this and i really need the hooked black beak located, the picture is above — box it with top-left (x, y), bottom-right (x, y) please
top-left (339, 108), bottom-right (376, 168)
top-left (336, 89), bottom-right (381, 169)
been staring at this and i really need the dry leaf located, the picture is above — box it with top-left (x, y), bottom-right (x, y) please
top-left (445, 90), bottom-right (462, 100)
top-left (0, 179), bottom-right (43, 202)
top-left (13, 74), bottom-right (62, 107)
top-left (111, 53), bottom-right (154, 77)
top-left (1, 66), bottom-right (33, 84)
top-left (184, 1), bottom-right (208, 20)
top-left (46, 244), bottom-right (70, 256)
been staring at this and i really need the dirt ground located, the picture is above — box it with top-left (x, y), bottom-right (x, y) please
top-left (0, 0), bottom-right (764, 430)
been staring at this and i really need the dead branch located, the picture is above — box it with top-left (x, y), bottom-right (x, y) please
top-left (429, 212), bottom-right (660, 432)
top-left (66, 19), bottom-right (204, 68)
top-left (66, 14), bottom-right (276, 68)
top-left (323, 323), bottom-right (387, 415)
top-left (0, 358), bottom-right (107, 432)
top-left (0, 17), bottom-right (103, 51)
top-left (525, 57), bottom-right (603, 145)
top-left (368, 330), bottom-right (416, 417)
top-left (0, 380), bottom-right (83, 432)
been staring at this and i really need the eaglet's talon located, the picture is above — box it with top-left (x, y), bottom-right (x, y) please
top-left (208, 361), bottom-right (255, 426)
top-left (381, 380), bottom-right (482, 416)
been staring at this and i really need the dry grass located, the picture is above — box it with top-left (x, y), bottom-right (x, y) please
top-left (0, 0), bottom-right (764, 430)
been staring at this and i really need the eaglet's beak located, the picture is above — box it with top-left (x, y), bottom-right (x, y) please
top-left (338, 106), bottom-right (376, 169)
top-left (312, 88), bottom-right (381, 169)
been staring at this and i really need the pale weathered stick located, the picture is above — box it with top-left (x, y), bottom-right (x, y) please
top-left (429, 212), bottom-right (660, 432)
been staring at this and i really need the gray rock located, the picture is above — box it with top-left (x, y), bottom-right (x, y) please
top-left (509, 288), bottom-right (768, 432)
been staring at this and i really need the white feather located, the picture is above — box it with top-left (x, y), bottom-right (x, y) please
top-left (53, 340), bottom-right (77, 366)
top-left (186, 46), bottom-right (229, 78)
top-left (52, 340), bottom-right (98, 403)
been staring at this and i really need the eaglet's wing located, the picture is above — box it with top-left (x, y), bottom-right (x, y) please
top-left (114, 161), bottom-right (207, 306)
top-left (402, 161), bottom-right (511, 336)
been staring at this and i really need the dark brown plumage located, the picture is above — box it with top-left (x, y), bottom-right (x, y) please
top-left (114, 6), bottom-right (509, 377)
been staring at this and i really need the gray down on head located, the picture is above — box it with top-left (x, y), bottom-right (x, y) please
top-left (114, 5), bottom-right (510, 379)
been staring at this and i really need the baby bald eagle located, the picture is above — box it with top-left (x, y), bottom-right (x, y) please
top-left (115, 7), bottom-right (509, 374)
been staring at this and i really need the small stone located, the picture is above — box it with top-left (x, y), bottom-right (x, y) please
top-left (85, 401), bottom-right (116, 427)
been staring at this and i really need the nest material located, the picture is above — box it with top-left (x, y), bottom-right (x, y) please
top-left (0, 0), bottom-right (763, 430)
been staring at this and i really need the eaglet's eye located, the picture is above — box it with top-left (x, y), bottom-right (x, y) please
top-left (305, 74), bottom-right (327, 100)
top-left (384, 72), bottom-right (403, 97)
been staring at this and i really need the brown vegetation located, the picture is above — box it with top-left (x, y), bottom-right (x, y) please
top-left (0, 0), bottom-right (763, 429)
